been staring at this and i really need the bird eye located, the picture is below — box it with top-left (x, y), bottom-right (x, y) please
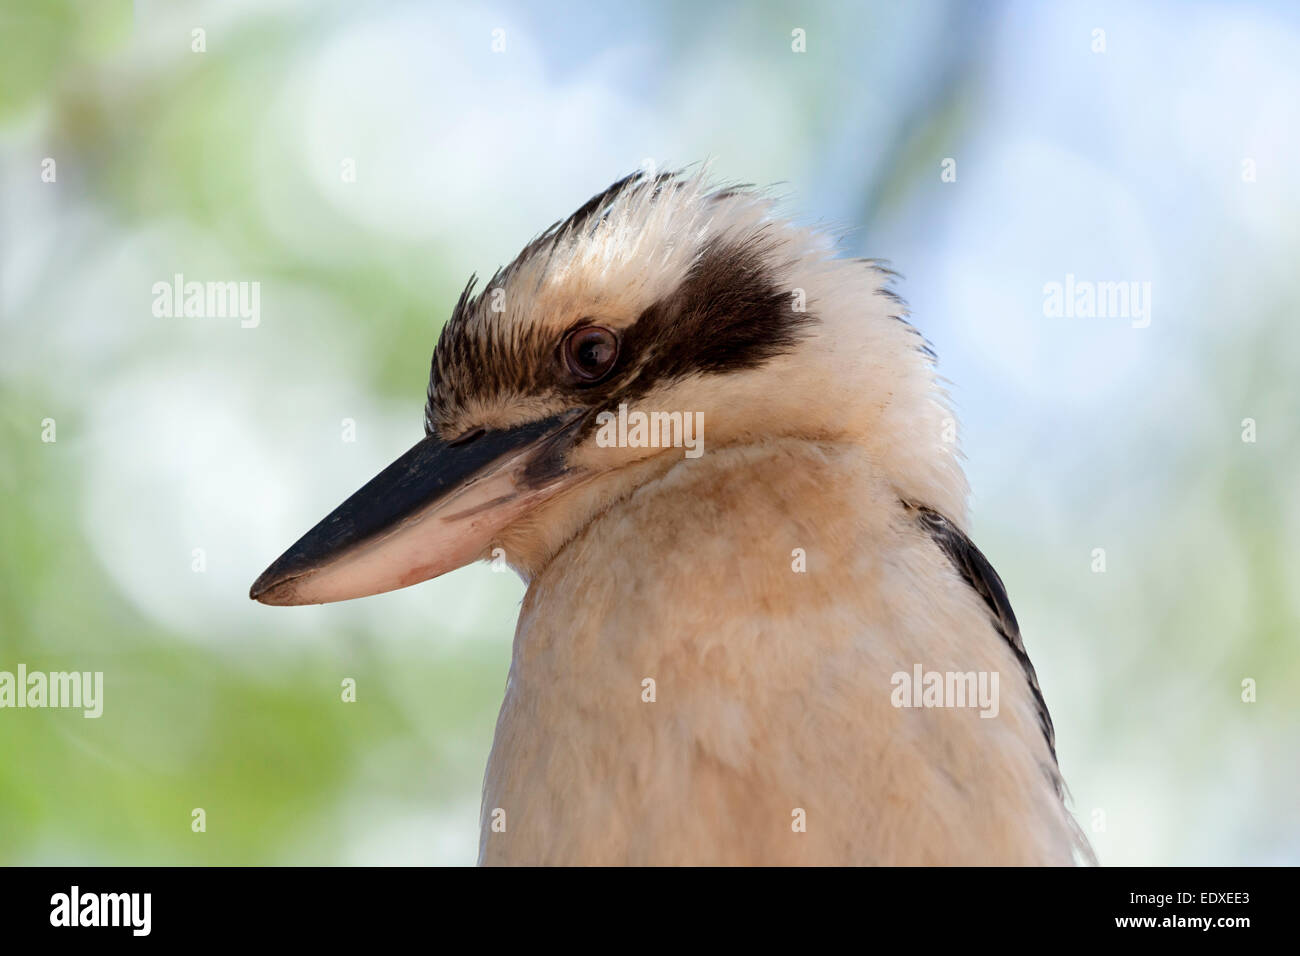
top-left (561, 325), bottom-right (619, 383)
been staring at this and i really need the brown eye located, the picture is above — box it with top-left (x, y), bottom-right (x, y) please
top-left (562, 325), bottom-right (619, 382)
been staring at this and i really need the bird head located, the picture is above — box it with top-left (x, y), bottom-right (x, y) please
top-left (250, 168), bottom-right (966, 605)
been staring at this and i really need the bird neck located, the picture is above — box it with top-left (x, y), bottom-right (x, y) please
top-left (480, 437), bottom-right (1079, 864)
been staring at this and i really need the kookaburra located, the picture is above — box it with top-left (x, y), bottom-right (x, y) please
top-left (251, 169), bottom-right (1091, 865)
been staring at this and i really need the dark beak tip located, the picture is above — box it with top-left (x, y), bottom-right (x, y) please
top-left (249, 564), bottom-right (300, 605)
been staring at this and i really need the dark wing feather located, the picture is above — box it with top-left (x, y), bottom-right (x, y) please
top-left (905, 502), bottom-right (1059, 774)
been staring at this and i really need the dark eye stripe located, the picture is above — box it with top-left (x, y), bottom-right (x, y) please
top-left (613, 240), bottom-right (815, 400)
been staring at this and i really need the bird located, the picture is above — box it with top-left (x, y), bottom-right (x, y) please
top-left (250, 168), bottom-right (1092, 866)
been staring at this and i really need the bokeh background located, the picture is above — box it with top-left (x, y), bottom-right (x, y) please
top-left (2, 0), bottom-right (1296, 865)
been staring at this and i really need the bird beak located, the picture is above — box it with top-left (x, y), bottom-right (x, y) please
top-left (249, 411), bottom-right (584, 605)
